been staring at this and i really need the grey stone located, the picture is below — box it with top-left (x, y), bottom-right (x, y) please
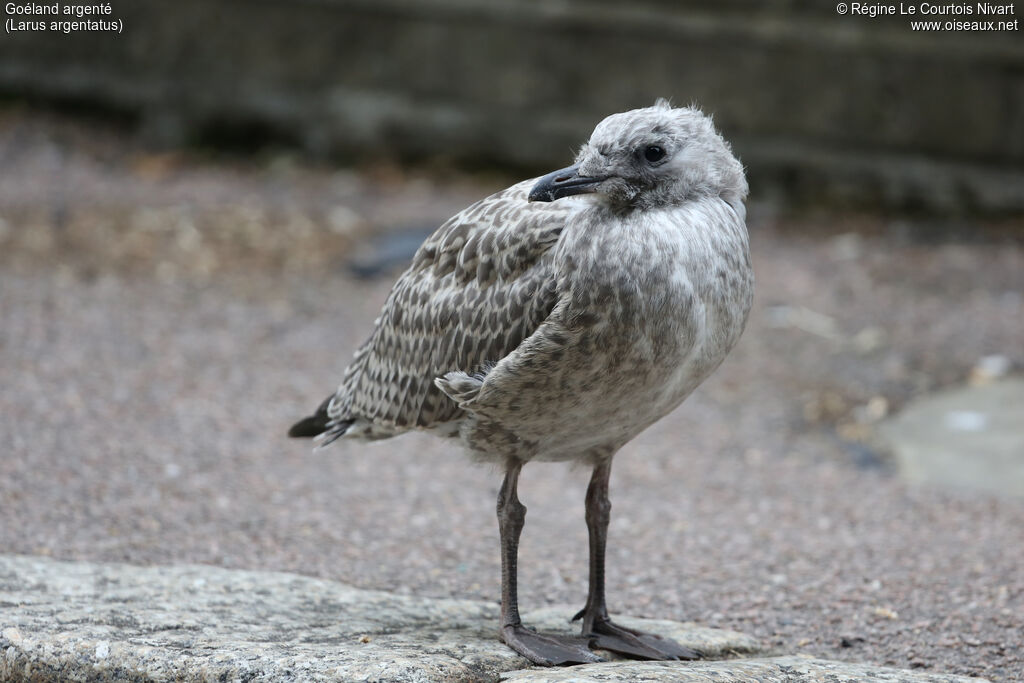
top-left (0, 556), bottom-right (988, 682)
top-left (877, 379), bottom-right (1024, 498)
top-left (0, 555), bottom-right (758, 682)
top-left (502, 657), bottom-right (989, 682)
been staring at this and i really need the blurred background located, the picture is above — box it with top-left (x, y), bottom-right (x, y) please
top-left (3, 0), bottom-right (1023, 213)
top-left (1, 1), bottom-right (1022, 680)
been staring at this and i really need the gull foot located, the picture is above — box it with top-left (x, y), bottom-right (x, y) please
top-left (502, 624), bottom-right (604, 666)
top-left (583, 618), bottom-right (702, 661)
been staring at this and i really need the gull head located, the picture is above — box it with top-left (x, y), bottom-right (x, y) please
top-left (529, 100), bottom-right (747, 211)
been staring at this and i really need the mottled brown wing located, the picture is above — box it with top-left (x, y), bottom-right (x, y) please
top-left (325, 179), bottom-right (576, 436)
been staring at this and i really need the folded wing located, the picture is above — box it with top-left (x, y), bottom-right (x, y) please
top-left (306, 180), bottom-right (578, 444)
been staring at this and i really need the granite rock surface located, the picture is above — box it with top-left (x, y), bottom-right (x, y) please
top-left (0, 556), bottom-right (986, 682)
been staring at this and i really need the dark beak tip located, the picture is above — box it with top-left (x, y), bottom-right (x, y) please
top-left (528, 163), bottom-right (603, 204)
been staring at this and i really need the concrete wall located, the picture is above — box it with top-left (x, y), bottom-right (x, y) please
top-left (2, 0), bottom-right (1022, 214)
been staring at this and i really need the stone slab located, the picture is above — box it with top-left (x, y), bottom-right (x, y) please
top-left (0, 555), bottom-right (986, 682)
top-left (877, 379), bottom-right (1024, 498)
top-left (502, 657), bottom-right (988, 683)
top-left (0, 555), bottom-right (756, 682)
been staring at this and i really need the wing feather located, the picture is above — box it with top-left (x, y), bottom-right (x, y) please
top-left (324, 179), bottom-right (576, 438)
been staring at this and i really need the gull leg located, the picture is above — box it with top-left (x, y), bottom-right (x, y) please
top-left (498, 460), bottom-right (600, 666)
top-left (573, 460), bottom-right (702, 661)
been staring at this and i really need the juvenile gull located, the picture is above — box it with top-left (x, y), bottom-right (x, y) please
top-left (290, 100), bottom-right (753, 665)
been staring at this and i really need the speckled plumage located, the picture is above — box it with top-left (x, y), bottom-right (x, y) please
top-left (291, 101), bottom-right (754, 665)
top-left (316, 181), bottom-right (575, 444)
top-left (301, 102), bottom-right (752, 465)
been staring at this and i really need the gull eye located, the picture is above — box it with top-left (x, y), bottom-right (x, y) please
top-left (643, 145), bottom-right (666, 163)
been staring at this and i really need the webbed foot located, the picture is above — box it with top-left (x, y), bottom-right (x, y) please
top-left (502, 624), bottom-right (604, 666)
top-left (582, 617), bottom-right (702, 661)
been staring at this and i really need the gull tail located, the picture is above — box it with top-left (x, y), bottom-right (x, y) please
top-left (288, 414), bottom-right (328, 438)
top-left (288, 395), bottom-right (353, 445)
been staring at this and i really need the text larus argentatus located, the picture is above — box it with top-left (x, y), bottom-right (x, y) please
top-left (290, 100), bottom-right (754, 665)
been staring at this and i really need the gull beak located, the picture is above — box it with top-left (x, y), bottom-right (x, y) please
top-left (528, 164), bottom-right (606, 202)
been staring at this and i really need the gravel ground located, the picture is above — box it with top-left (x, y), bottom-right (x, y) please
top-left (1, 112), bottom-right (1022, 681)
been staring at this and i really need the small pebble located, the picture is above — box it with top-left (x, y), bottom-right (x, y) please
top-left (871, 607), bottom-right (899, 620)
top-left (969, 355), bottom-right (1012, 385)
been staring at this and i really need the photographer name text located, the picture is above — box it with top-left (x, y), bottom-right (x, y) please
top-left (836, 2), bottom-right (1018, 29)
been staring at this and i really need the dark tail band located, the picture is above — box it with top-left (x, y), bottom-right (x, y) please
top-left (287, 395), bottom-right (333, 438)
